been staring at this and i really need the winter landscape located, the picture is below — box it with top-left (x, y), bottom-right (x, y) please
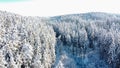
top-left (0, 11), bottom-right (120, 68)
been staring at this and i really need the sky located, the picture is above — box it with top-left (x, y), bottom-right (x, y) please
top-left (0, 0), bottom-right (120, 17)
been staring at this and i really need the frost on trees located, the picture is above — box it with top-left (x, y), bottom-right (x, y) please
top-left (0, 11), bottom-right (120, 68)
top-left (0, 11), bottom-right (56, 68)
top-left (49, 13), bottom-right (120, 68)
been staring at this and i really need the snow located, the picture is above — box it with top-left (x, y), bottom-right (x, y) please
top-left (0, 11), bottom-right (56, 68)
top-left (0, 11), bottom-right (120, 68)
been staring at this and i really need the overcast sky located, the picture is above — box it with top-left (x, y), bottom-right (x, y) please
top-left (0, 0), bottom-right (120, 17)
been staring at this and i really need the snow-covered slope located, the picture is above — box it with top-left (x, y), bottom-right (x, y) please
top-left (0, 11), bottom-right (56, 68)
top-left (0, 11), bottom-right (120, 68)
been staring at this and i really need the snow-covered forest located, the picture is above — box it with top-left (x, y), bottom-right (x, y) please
top-left (0, 11), bottom-right (120, 68)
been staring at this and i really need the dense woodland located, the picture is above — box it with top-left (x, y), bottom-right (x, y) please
top-left (0, 11), bottom-right (120, 68)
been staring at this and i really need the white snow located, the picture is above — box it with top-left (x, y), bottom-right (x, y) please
top-left (0, 11), bottom-right (120, 68)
